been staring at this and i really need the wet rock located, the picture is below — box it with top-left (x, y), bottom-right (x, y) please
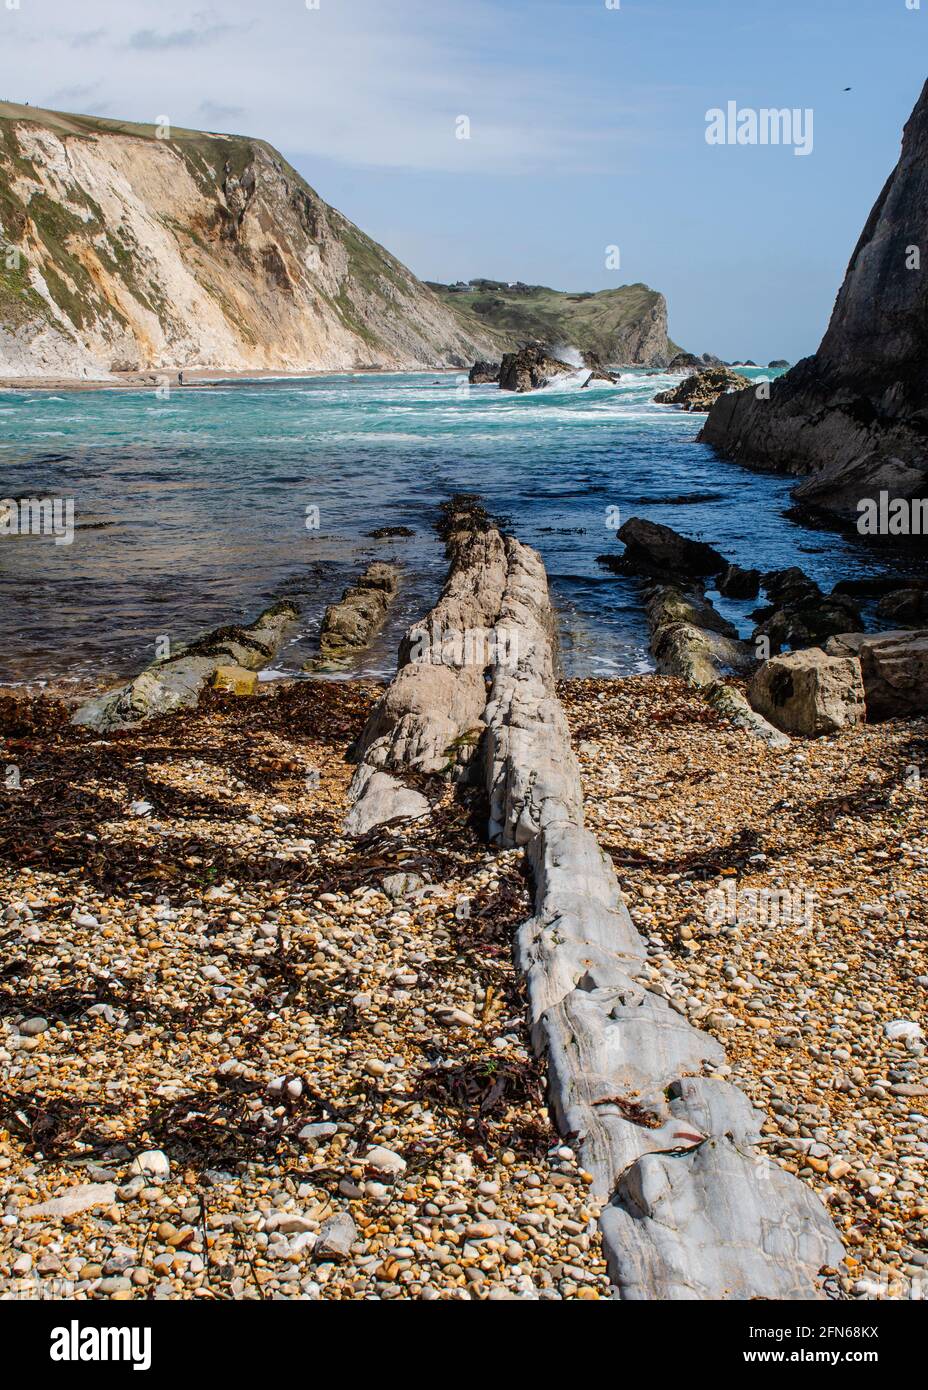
top-left (614, 518), bottom-right (727, 581)
top-left (468, 360), bottom-right (500, 384)
top-left (314, 562), bottom-right (400, 663)
top-left (498, 345), bottom-right (574, 393)
top-left (72, 601), bottom-right (298, 730)
top-left (654, 366), bottom-right (751, 411)
top-left (718, 564), bottom-right (761, 600)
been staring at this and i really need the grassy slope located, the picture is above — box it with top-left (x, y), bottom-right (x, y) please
top-left (428, 279), bottom-right (680, 359)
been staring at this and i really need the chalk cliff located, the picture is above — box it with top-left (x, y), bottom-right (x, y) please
top-left (0, 103), bottom-right (499, 378)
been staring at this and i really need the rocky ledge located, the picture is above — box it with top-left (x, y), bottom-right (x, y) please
top-left (654, 366), bottom-right (752, 412)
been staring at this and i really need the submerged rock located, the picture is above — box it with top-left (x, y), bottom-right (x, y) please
top-left (654, 366), bottom-right (752, 412)
top-left (314, 562), bottom-right (399, 663)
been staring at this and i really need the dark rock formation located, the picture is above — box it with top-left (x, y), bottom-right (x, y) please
top-left (752, 568), bottom-right (863, 654)
top-left (367, 525), bottom-right (414, 539)
top-left (700, 80), bottom-right (928, 531)
top-left (468, 360), bottom-right (500, 384)
top-left (612, 518), bottom-right (727, 581)
top-left (718, 563), bottom-right (761, 599)
top-left (581, 368), bottom-right (621, 387)
top-left (654, 366), bottom-right (752, 412)
top-left (876, 587), bottom-right (928, 623)
top-left (768, 359), bottom-right (790, 369)
top-left (498, 345), bottom-right (574, 393)
top-left (667, 352), bottom-right (702, 371)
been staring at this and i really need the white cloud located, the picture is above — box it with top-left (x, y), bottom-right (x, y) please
top-left (0, 0), bottom-right (647, 174)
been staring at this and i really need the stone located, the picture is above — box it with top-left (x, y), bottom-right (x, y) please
top-left (884, 1020), bottom-right (923, 1043)
top-left (18, 1016), bottom-right (49, 1036)
top-left (314, 1211), bottom-right (357, 1261)
top-left (468, 360), bottom-right (500, 385)
top-left (343, 770), bottom-right (430, 838)
top-left (718, 564), bottom-right (761, 599)
top-left (825, 629), bottom-right (928, 721)
top-left (498, 345), bottom-right (574, 393)
top-left (363, 1146), bottom-right (407, 1177)
top-left (129, 1149), bottom-right (170, 1180)
top-left (381, 871), bottom-right (426, 900)
top-left (299, 1121), bottom-right (338, 1143)
top-left (654, 366), bottom-right (751, 412)
top-left (212, 664), bottom-right (258, 695)
top-left (72, 601), bottom-right (298, 730)
top-left (613, 518), bottom-right (727, 581)
top-left (23, 1183), bottom-right (117, 1218)
top-left (876, 588), bottom-right (928, 624)
top-left (748, 648), bottom-right (867, 735)
top-left (314, 562), bottom-right (400, 663)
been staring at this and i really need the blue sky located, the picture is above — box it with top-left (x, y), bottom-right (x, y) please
top-left (1, 0), bottom-right (925, 361)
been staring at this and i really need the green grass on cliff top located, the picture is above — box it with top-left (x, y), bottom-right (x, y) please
top-left (427, 279), bottom-right (678, 359)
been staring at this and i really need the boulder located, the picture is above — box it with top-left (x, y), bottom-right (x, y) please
top-left (581, 369), bottom-right (621, 387)
top-left (468, 360), bottom-right (500, 385)
top-left (666, 351), bottom-right (702, 371)
top-left (718, 564), bottom-right (761, 599)
top-left (753, 568), bottom-right (863, 653)
top-left (498, 345), bottom-right (574, 393)
top-left (212, 664), bottom-right (258, 695)
top-left (314, 562), bottom-right (399, 663)
top-left (876, 588), bottom-right (928, 624)
top-left (72, 601), bottom-right (298, 731)
top-left (654, 366), bottom-right (751, 411)
top-left (748, 648), bottom-right (867, 735)
top-left (615, 517), bottom-right (727, 581)
top-left (825, 629), bottom-right (928, 721)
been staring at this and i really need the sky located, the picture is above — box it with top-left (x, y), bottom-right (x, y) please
top-left (0, 0), bottom-right (924, 363)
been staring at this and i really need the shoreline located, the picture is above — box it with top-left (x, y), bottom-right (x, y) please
top-left (0, 367), bottom-right (472, 393)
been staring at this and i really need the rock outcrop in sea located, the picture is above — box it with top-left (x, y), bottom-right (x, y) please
top-left (699, 80), bottom-right (928, 531)
top-left (654, 365), bottom-right (752, 412)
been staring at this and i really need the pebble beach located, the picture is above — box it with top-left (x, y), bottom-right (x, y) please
top-left (0, 674), bottom-right (924, 1300)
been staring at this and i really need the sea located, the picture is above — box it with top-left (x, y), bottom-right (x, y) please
top-left (0, 367), bottom-right (919, 689)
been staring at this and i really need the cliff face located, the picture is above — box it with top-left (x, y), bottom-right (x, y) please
top-left (427, 279), bottom-right (677, 366)
top-left (0, 104), bottom-right (500, 378)
top-left (700, 80), bottom-right (928, 525)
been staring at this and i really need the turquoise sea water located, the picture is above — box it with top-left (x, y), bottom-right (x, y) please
top-left (0, 368), bottom-right (918, 687)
